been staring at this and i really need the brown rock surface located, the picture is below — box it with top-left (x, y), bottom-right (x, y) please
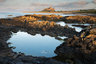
top-left (55, 26), bottom-right (96, 64)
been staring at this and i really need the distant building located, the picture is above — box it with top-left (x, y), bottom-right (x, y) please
top-left (42, 7), bottom-right (55, 12)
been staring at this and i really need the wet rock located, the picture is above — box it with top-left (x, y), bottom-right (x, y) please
top-left (63, 16), bottom-right (96, 24)
top-left (17, 56), bottom-right (67, 64)
top-left (0, 22), bottom-right (70, 64)
top-left (72, 24), bottom-right (88, 28)
top-left (24, 14), bottom-right (63, 21)
top-left (0, 19), bottom-right (78, 38)
top-left (0, 56), bottom-right (68, 64)
top-left (55, 26), bottom-right (96, 64)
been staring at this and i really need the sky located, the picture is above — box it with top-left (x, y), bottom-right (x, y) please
top-left (0, 0), bottom-right (96, 12)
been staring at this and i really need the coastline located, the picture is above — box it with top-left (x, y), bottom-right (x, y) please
top-left (23, 11), bottom-right (96, 16)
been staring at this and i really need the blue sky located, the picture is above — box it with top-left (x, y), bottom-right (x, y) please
top-left (0, 0), bottom-right (96, 12)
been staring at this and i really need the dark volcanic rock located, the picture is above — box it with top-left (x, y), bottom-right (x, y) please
top-left (55, 26), bottom-right (96, 64)
top-left (0, 25), bottom-right (69, 64)
top-left (72, 24), bottom-right (88, 28)
top-left (0, 56), bottom-right (68, 64)
top-left (0, 18), bottom-right (78, 38)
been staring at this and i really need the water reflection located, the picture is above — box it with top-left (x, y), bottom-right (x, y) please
top-left (56, 21), bottom-right (91, 32)
top-left (0, 12), bottom-right (77, 18)
top-left (7, 31), bottom-right (66, 57)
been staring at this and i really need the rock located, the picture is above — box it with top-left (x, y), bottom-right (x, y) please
top-left (42, 7), bottom-right (55, 12)
top-left (63, 16), bottom-right (96, 24)
top-left (55, 26), bottom-right (96, 64)
top-left (72, 24), bottom-right (88, 28)
top-left (0, 24), bottom-right (69, 64)
top-left (0, 55), bottom-right (67, 64)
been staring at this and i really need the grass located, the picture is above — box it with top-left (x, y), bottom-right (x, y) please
top-left (76, 9), bottom-right (96, 14)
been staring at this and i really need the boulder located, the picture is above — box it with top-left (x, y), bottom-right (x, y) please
top-left (55, 26), bottom-right (96, 64)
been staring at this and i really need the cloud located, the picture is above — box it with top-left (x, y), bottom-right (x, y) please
top-left (0, 0), bottom-right (4, 2)
top-left (31, 3), bottom-right (50, 7)
top-left (0, 0), bottom-right (95, 11)
top-left (53, 0), bottom-right (96, 10)
top-left (92, 0), bottom-right (96, 4)
top-left (0, 0), bottom-right (6, 6)
top-left (0, 0), bottom-right (6, 2)
top-left (55, 1), bottom-right (89, 8)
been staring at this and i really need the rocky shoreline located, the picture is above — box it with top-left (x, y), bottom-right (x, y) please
top-left (0, 20), bottom-right (77, 64)
top-left (55, 26), bottom-right (96, 64)
top-left (0, 25), bottom-right (68, 64)
top-left (3, 14), bottom-right (96, 24)
top-left (63, 16), bottom-right (96, 24)
top-left (0, 18), bottom-right (78, 37)
top-left (0, 15), bottom-right (96, 64)
top-left (14, 14), bottom-right (96, 24)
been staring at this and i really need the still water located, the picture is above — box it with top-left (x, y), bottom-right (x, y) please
top-left (0, 12), bottom-right (76, 18)
top-left (6, 19), bottom-right (90, 57)
top-left (7, 31), bottom-right (66, 57)
top-left (56, 21), bottom-right (91, 32)
top-left (3, 12), bottom-right (88, 57)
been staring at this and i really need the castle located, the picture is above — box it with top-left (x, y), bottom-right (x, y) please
top-left (42, 7), bottom-right (55, 12)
